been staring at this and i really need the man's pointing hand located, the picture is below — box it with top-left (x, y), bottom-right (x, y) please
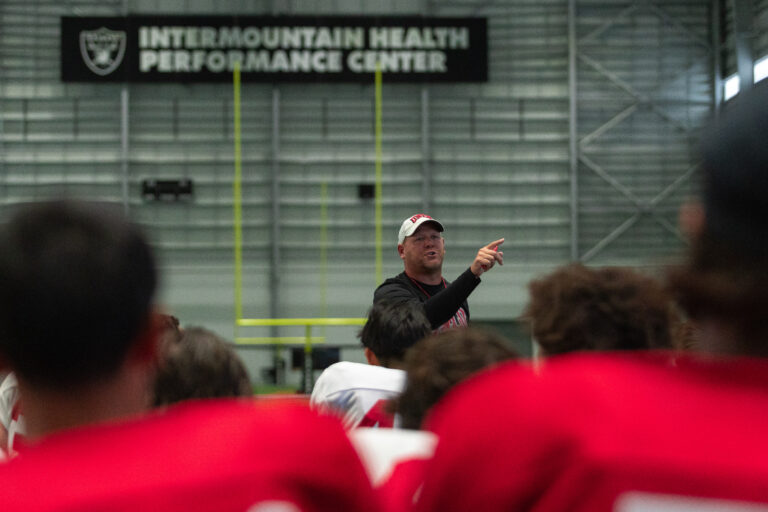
top-left (471, 238), bottom-right (505, 277)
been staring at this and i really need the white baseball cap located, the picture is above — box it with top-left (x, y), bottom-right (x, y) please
top-left (398, 214), bottom-right (444, 244)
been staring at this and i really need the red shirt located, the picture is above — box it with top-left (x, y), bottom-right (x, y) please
top-left (0, 399), bottom-right (380, 512)
top-left (379, 458), bottom-right (429, 512)
top-left (415, 353), bottom-right (768, 511)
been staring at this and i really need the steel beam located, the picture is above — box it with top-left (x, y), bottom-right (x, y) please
top-left (120, 87), bottom-right (129, 215)
top-left (421, 87), bottom-right (431, 212)
top-left (647, 2), bottom-right (711, 50)
top-left (732, 0), bottom-right (755, 92)
top-left (270, 88), bottom-right (281, 321)
top-left (581, 213), bottom-right (641, 263)
top-left (712, 0), bottom-right (724, 111)
top-left (569, 0), bottom-right (579, 261)
top-left (579, 3), bottom-right (638, 45)
top-left (120, 0), bottom-right (129, 215)
top-left (576, 0), bottom-right (711, 261)
top-left (271, 87), bottom-right (282, 384)
top-left (0, 111), bottom-right (5, 209)
top-left (579, 154), bottom-right (644, 209)
top-left (580, 160), bottom-right (698, 259)
top-left (579, 104), bottom-right (638, 149)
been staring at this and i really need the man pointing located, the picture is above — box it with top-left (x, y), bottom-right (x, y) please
top-left (374, 214), bottom-right (504, 332)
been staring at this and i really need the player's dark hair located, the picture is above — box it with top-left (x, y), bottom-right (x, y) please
top-left (522, 263), bottom-right (678, 356)
top-left (153, 327), bottom-right (251, 406)
top-left (394, 327), bottom-right (517, 429)
top-left (359, 301), bottom-right (431, 367)
top-left (0, 200), bottom-right (157, 389)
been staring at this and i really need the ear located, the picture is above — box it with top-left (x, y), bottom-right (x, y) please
top-left (679, 201), bottom-right (705, 240)
top-left (397, 244), bottom-right (406, 260)
top-left (128, 311), bottom-right (161, 366)
top-left (364, 347), bottom-right (381, 367)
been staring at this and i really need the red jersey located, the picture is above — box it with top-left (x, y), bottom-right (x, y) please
top-left (0, 399), bottom-right (380, 512)
top-left (415, 353), bottom-right (768, 511)
top-left (379, 458), bottom-right (430, 512)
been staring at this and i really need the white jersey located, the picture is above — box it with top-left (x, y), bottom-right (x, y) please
top-left (0, 373), bottom-right (25, 457)
top-left (348, 427), bottom-right (437, 485)
top-left (310, 362), bottom-right (405, 429)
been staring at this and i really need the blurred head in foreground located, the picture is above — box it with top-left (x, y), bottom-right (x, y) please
top-left (669, 81), bottom-right (768, 356)
top-left (0, 200), bottom-right (158, 438)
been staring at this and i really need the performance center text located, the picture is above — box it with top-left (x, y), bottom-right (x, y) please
top-left (138, 25), bottom-right (470, 74)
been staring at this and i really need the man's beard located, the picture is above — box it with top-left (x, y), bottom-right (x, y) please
top-left (422, 255), bottom-right (443, 271)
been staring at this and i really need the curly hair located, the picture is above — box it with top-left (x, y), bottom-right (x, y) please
top-left (394, 328), bottom-right (517, 429)
top-left (522, 264), bottom-right (678, 356)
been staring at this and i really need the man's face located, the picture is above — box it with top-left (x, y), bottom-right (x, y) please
top-left (398, 223), bottom-right (445, 275)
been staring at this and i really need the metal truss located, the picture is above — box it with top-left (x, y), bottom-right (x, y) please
top-left (575, 0), bottom-right (710, 262)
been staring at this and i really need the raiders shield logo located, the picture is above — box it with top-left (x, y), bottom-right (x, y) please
top-left (79, 27), bottom-right (126, 76)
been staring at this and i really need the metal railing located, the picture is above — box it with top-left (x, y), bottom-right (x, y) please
top-left (236, 317), bottom-right (366, 392)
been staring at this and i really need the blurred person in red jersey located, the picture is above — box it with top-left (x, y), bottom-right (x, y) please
top-left (358, 327), bottom-right (516, 511)
top-left (413, 83), bottom-right (768, 512)
top-left (0, 200), bottom-right (379, 512)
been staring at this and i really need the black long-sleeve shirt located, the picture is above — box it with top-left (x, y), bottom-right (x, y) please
top-left (373, 268), bottom-right (480, 330)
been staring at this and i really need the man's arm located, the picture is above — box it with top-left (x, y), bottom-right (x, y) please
top-left (420, 238), bottom-right (504, 327)
top-left (374, 239), bottom-right (505, 329)
top-left (374, 273), bottom-right (477, 329)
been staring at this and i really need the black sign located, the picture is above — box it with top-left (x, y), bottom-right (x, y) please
top-left (61, 16), bottom-right (487, 83)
